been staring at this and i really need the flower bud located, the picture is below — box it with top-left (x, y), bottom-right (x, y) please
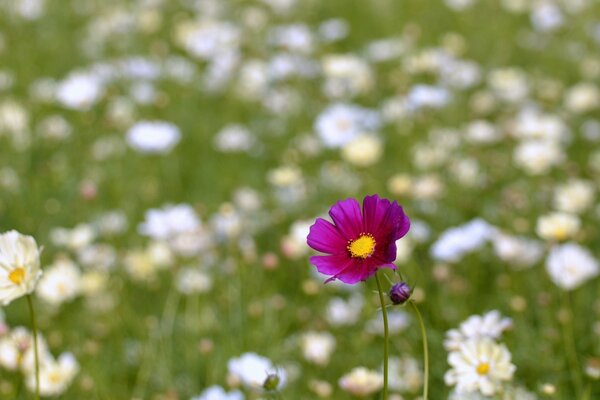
top-left (389, 282), bottom-right (411, 305)
top-left (263, 373), bottom-right (281, 391)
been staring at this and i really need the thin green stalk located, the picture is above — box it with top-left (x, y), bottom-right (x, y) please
top-left (26, 295), bottom-right (40, 400)
top-left (409, 301), bottom-right (429, 400)
top-left (374, 272), bottom-right (388, 400)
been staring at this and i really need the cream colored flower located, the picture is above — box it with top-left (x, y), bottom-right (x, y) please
top-left (0, 231), bottom-right (43, 306)
top-left (536, 212), bottom-right (580, 241)
top-left (445, 338), bottom-right (515, 396)
top-left (339, 367), bottom-right (383, 397)
top-left (341, 134), bottom-right (382, 167)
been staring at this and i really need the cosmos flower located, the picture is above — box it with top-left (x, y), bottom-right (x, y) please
top-left (0, 231), bottom-right (43, 306)
top-left (445, 338), bottom-right (516, 396)
top-left (307, 194), bottom-right (410, 284)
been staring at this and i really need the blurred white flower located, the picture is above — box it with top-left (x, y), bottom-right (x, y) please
top-left (565, 83), bottom-right (600, 114)
top-left (366, 310), bottom-right (411, 335)
top-left (430, 219), bottom-right (496, 263)
top-left (126, 121), bottom-right (181, 154)
top-left (339, 367), bottom-right (383, 397)
top-left (546, 243), bottom-right (599, 290)
top-left (0, 230), bottom-right (43, 306)
top-left (513, 140), bottom-right (564, 175)
top-left (138, 204), bottom-right (200, 240)
top-left (213, 124), bottom-right (255, 153)
top-left (488, 68), bottom-right (529, 103)
top-left (445, 338), bottom-right (515, 396)
top-left (36, 259), bottom-right (81, 306)
top-left (227, 352), bottom-right (286, 391)
top-left (388, 356), bottom-right (423, 393)
top-left (55, 72), bottom-right (104, 110)
top-left (554, 179), bottom-right (595, 213)
top-left (531, 2), bottom-right (564, 32)
top-left (301, 331), bottom-right (336, 366)
top-left (314, 103), bottom-right (380, 148)
top-left (175, 267), bottom-right (212, 295)
top-left (322, 54), bottom-right (373, 98)
top-left (491, 233), bottom-right (544, 269)
top-left (444, 311), bottom-right (512, 351)
top-left (325, 295), bottom-right (363, 326)
top-left (191, 385), bottom-right (244, 400)
top-left (341, 134), bottom-right (382, 167)
top-left (26, 352), bottom-right (79, 397)
top-left (536, 212), bottom-right (580, 241)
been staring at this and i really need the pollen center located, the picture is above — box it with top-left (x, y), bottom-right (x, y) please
top-left (476, 362), bottom-right (490, 375)
top-left (8, 267), bottom-right (25, 285)
top-left (348, 234), bottom-right (376, 258)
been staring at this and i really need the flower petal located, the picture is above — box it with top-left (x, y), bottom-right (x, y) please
top-left (307, 218), bottom-right (348, 254)
top-left (310, 254), bottom-right (352, 276)
top-left (328, 198), bottom-right (362, 239)
top-left (362, 194), bottom-right (391, 234)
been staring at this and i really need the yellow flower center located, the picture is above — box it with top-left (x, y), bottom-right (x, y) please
top-left (476, 362), bottom-right (490, 376)
top-left (347, 234), bottom-right (376, 258)
top-left (8, 267), bottom-right (25, 285)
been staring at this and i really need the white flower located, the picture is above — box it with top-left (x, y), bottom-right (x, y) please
top-left (55, 72), bottom-right (103, 110)
top-left (314, 103), bottom-right (380, 148)
top-left (227, 353), bottom-right (286, 391)
top-left (138, 204), bottom-right (200, 240)
top-left (0, 327), bottom-right (49, 373)
top-left (565, 83), bottom-right (600, 114)
top-left (339, 367), bottom-right (383, 397)
top-left (322, 54), bottom-right (373, 98)
top-left (366, 310), bottom-right (411, 335)
top-left (301, 331), bottom-right (336, 366)
top-left (176, 20), bottom-right (240, 61)
top-left (175, 267), bottom-right (212, 295)
top-left (191, 385), bottom-right (244, 400)
top-left (445, 311), bottom-right (512, 351)
top-left (445, 338), bottom-right (516, 396)
top-left (491, 233), bottom-right (544, 269)
top-left (36, 259), bottom-right (81, 306)
top-left (341, 134), bottom-right (382, 167)
top-left (388, 356), bottom-right (423, 393)
top-left (213, 124), bottom-right (255, 153)
top-left (546, 243), bottom-right (599, 290)
top-left (325, 295), bottom-right (363, 326)
top-left (554, 179), bottom-right (595, 214)
top-left (126, 121), bottom-right (181, 154)
top-left (406, 84), bottom-right (451, 110)
top-left (280, 220), bottom-right (311, 259)
top-left (531, 2), bottom-right (564, 32)
top-left (536, 212), bottom-right (580, 241)
top-left (487, 68), bottom-right (529, 103)
top-left (26, 352), bottom-right (79, 397)
top-left (513, 140), bottom-right (564, 175)
top-left (430, 219), bottom-right (496, 263)
top-left (0, 230), bottom-right (43, 305)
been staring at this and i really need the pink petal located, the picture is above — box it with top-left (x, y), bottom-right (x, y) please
top-left (310, 253), bottom-right (353, 276)
top-left (362, 194), bottom-right (391, 234)
top-left (307, 218), bottom-right (348, 254)
top-left (328, 198), bottom-right (363, 239)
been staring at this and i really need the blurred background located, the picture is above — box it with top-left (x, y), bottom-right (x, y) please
top-left (1, 0), bottom-right (600, 398)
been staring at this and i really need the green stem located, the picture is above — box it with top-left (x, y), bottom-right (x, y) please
top-left (409, 301), bottom-right (429, 400)
top-left (374, 272), bottom-right (388, 400)
top-left (26, 295), bottom-right (40, 400)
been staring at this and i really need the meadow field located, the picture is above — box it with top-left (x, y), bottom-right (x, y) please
top-left (1, 0), bottom-right (600, 398)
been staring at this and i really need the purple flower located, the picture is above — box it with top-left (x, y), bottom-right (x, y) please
top-left (307, 194), bottom-right (410, 284)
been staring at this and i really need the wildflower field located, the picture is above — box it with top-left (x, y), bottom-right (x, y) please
top-left (1, 0), bottom-right (600, 398)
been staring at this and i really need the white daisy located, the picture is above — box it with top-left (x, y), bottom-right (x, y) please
top-left (0, 231), bottom-right (43, 306)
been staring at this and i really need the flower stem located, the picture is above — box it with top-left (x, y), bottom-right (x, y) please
top-left (374, 272), bottom-right (388, 400)
top-left (26, 295), bottom-right (40, 400)
top-left (409, 301), bottom-right (429, 400)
